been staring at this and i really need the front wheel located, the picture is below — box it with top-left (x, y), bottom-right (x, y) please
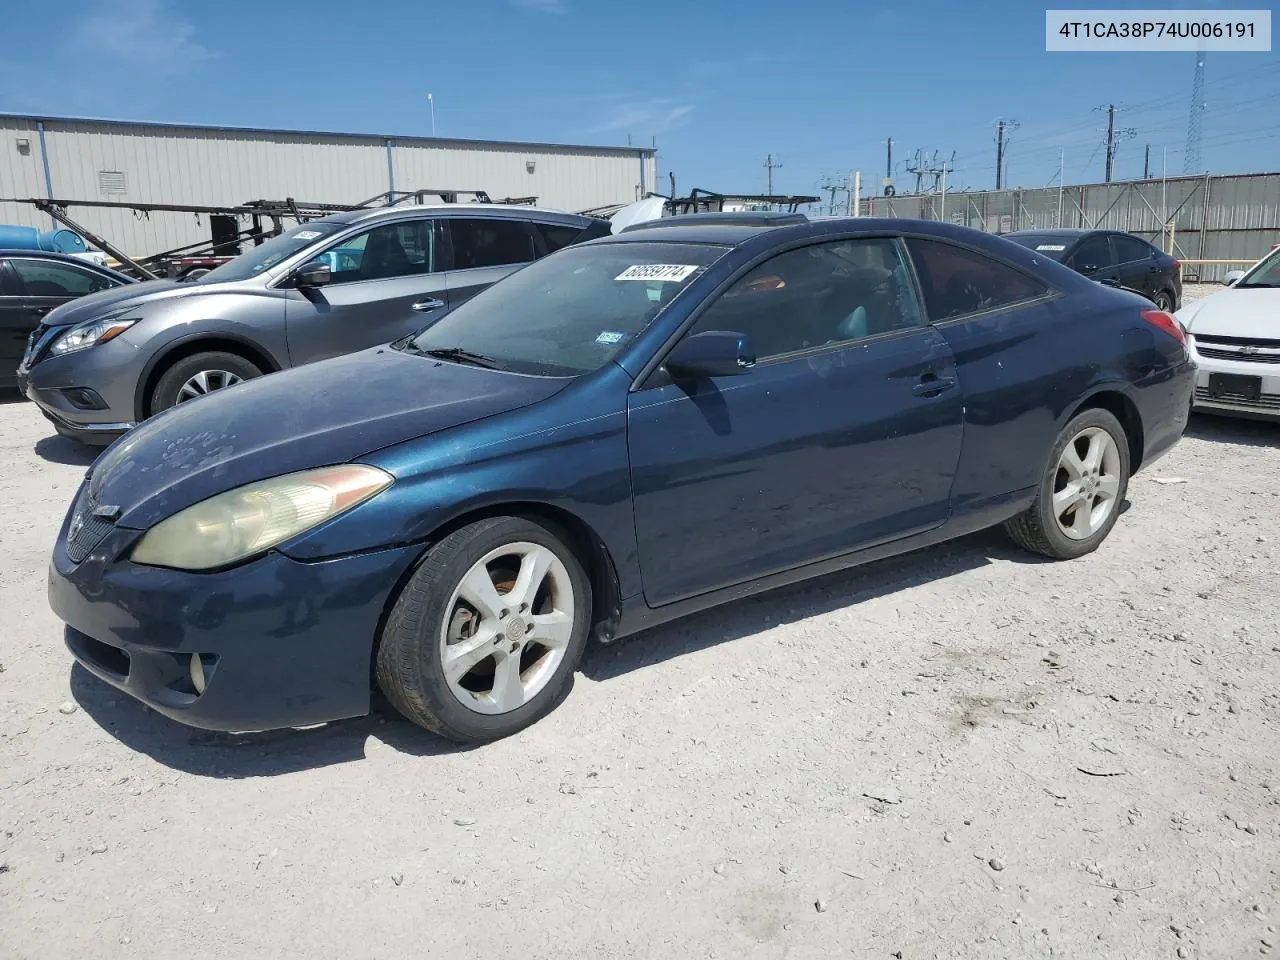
top-left (1004, 408), bottom-right (1131, 560)
top-left (376, 516), bottom-right (592, 743)
top-left (149, 351), bottom-right (262, 415)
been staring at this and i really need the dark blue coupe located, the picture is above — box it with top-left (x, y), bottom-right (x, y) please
top-left (49, 216), bottom-right (1194, 742)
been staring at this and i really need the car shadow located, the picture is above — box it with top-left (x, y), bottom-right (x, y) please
top-left (580, 525), bottom-right (1055, 684)
top-left (34, 434), bottom-right (99, 466)
top-left (69, 664), bottom-right (470, 777)
top-left (69, 521), bottom-right (1108, 776)
top-left (1186, 412), bottom-right (1280, 448)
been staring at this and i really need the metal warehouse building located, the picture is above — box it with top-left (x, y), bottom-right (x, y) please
top-left (0, 113), bottom-right (657, 256)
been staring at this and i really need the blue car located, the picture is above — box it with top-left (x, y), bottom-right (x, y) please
top-left (48, 216), bottom-right (1194, 743)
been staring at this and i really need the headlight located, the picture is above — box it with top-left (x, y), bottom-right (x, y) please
top-left (49, 317), bottom-right (138, 356)
top-left (130, 465), bottom-right (393, 571)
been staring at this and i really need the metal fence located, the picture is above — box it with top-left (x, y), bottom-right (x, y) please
top-left (861, 172), bottom-right (1280, 282)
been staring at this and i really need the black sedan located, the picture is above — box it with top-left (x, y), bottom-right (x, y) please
top-left (48, 216), bottom-right (1194, 743)
top-left (1005, 228), bottom-right (1181, 311)
top-left (0, 250), bottom-right (132, 389)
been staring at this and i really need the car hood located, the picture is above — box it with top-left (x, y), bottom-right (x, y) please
top-left (40, 278), bottom-right (204, 328)
top-left (1177, 288), bottom-right (1280, 339)
top-left (87, 346), bottom-right (570, 529)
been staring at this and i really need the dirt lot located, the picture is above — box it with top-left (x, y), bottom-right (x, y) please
top-left (2, 325), bottom-right (1278, 959)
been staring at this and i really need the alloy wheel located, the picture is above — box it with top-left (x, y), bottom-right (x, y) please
top-left (1052, 426), bottom-right (1122, 540)
top-left (439, 541), bottom-right (575, 715)
top-left (176, 369), bottom-right (244, 403)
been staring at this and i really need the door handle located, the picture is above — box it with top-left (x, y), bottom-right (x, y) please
top-left (912, 372), bottom-right (957, 398)
top-left (412, 298), bottom-right (445, 312)
top-left (32, 306), bottom-right (51, 315)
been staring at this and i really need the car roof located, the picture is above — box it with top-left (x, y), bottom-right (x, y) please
top-left (1005, 228), bottom-right (1095, 238)
top-left (325, 204), bottom-right (597, 227)
top-left (0, 249), bottom-right (127, 273)
top-left (621, 211), bottom-right (809, 233)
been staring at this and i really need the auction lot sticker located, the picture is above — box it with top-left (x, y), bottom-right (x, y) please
top-left (616, 264), bottom-right (699, 282)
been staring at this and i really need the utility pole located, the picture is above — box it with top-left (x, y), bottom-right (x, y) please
top-left (1104, 104), bottom-right (1116, 182)
top-left (764, 154), bottom-right (783, 195)
top-left (1144, 144), bottom-right (1150, 179)
top-left (994, 119), bottom-right (1019, 190)
top-left (907, 149), bottom-right (926, 194)
top-left (883, 137), bottom-right (894, 190)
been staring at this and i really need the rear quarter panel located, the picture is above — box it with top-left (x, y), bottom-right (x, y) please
top-left (938, 286), bottom-right (1171, 516)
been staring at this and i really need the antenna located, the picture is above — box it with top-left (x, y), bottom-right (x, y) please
top-left (1184, 52), bottom-right (1206, 174)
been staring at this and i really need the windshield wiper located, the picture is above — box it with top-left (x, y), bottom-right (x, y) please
top-left (1234, 281), bottom-right (1277, 289)
top-left (422, 346), bottom-right (501, 369)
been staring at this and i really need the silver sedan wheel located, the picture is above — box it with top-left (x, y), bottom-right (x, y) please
top-left (439, 541), bottom-right (576, 715)
top-left (1053, 426), bottom-right (1122, 540)
top-left (176, 370), bottom-right (243, 403)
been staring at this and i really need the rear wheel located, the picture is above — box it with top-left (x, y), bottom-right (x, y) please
top-left (376, 516), bottom-right (591, 743)
top-left (1004, 408), bottom-right (1130, 560)
top-left (1152, 289), bottom-right (1175, 312)
top-left (149, 351), bottom-right (261, 415)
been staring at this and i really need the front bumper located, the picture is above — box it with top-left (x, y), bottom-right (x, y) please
top-left (1188, 345), bottom-right (1280, 420)
top-left (21, 333), bottom-right (145, 441)
top-left (49, 516), bottom-right (423, 732)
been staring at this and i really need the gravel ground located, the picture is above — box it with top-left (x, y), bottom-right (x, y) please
top-left (1, 381), bottom-right (1278, 960)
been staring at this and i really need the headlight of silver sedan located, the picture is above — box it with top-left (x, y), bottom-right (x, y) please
top-left (130, 465), bottom-right (394, 571)
top-left (49, 317), bottom-right (139, 356)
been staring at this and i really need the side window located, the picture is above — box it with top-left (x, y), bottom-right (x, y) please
top-left (450, 218), bottom-right (536, 270)
top-left (319, 219), bottom-right (435, 285)
top-left (531, 222), bottom-right (585, 255)
top-left (1066, 235), bottom-right (1112, 273)
top-left (908, 238), bottom-right (1048, 321)
top-left (0, 260), bottom-right (18, 296)
top-left (687, 238), bottom-right (924, 360)
top-left (9, 259), bottom-right (111, 297)
top-left (1113, 234), bottom-right (1152, 264)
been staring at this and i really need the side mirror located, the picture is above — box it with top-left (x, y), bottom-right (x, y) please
top-left (1077, 263), bottom-right (1100, 276)
top-left (665, 330), bottom-right (755, 380)
top-left (1224, 269), bottom-right (1246, 286)
top-left (292, 261), bottom-right (332, 288)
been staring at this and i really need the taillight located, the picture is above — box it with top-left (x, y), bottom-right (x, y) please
top-left (1172, 259), bottom-right (1181, 273)
top-left (1141, 309), bottom-right (1186, 347)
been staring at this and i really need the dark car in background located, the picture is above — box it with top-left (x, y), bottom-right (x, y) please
top-left (48, 216), bottom-right (1194, 744)
top-left (18, 204), bottom-right (610, 444)
top-left (0, 251), bottom-right (132, 390)
top-left (1005, 228), bottom-right (1181, 311)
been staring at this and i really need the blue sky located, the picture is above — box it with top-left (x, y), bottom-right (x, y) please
top-left (2, 0), bottom-right (1277, 206)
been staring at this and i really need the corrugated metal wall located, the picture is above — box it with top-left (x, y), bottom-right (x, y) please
top-left (0, 116), bottom-right (653, 257)
top-left (863, 173), bottom-right (1280, 282)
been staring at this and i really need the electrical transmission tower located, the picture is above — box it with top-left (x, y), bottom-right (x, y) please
top-left (1184, 52), bottom-right (1206, 174)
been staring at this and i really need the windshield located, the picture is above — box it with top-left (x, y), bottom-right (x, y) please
top-left (1237, 247), bottom-right (1280, 288)
top-left (199, 221), bottom-right (346, 283)
top-left (1005, 235), bottom-right (1071, 261)
top-left (405, 241), bottom-right (727, 376)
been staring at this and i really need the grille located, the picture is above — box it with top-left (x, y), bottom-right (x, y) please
top-left (64, 486), bottom-right (114, 563)
top-left (1194, 387), bottom-right (1280, 410)
top-left (1196, 346), bottom-right (1280, 364)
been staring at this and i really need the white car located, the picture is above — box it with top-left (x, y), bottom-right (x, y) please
top-left (1177, 246), bottom-right (1280, 420)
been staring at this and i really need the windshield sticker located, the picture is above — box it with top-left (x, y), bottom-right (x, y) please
top-left (294, 230), bottom-right (323, 241)
top-left (616, 264), bottom-right (698, 282)
top-left (1035, 244), bottom-right (1067, 252)
top-left (595, 331), bottom-right (626, 345)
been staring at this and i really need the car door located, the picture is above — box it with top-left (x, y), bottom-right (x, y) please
top-left (1066, 234), bottom-right (1118, 289)
top-left (627, 236), bottom-right (965, 607)
top-left (4, 257), bottom-right (119, 382)
top-left (1112, 234), bottom-right (1159, 299)
top-left (0, 260), bottom-right (31, 386)
top-left (282, 217), bottom-right (448, 366)
top-left (443, 217), bottom-right (538, 307)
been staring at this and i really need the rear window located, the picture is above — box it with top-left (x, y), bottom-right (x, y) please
top-left (1005, 235), bottom-right (1071, 261)
top-left (908, 238), bottom-right (1049, 321)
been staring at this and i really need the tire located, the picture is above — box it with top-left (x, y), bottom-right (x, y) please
top-left (149, 351), bottom-right (262, 415)
top-left (1152, 289), bottom-right (1175, 312)
top-left (376, 516), bottom-right (592, 743)
top-left (1004, 408), bottom-right (1131, 560)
